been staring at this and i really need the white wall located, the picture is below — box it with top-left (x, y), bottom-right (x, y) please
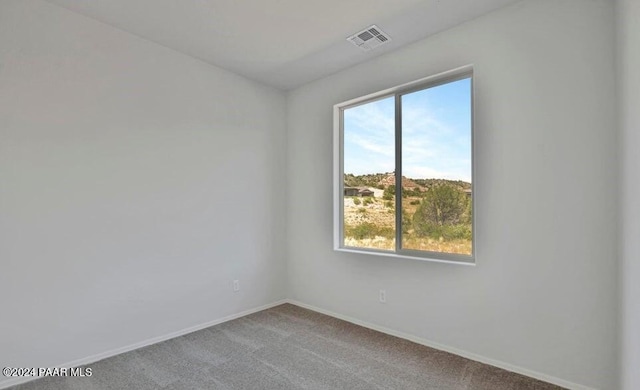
top-left (0, 0), bottom-right (286, 385)
top-left (286, 1), bottom-right (617, 389)
top-left (618, 0), bottom-right (640, 388)
top-left (0, 0), bottom-right (624, 388)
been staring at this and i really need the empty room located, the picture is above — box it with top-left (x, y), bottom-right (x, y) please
top-left (1, 0), bottom-right (638, 389)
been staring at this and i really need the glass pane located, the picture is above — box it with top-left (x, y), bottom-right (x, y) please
top-left (401, 78), bottom-right (472, 255)
top-left (343, 96), bottom-right (395, 251)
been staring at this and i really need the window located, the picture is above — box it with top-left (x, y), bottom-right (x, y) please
top-left (333, 66), bottom-right (474, 263)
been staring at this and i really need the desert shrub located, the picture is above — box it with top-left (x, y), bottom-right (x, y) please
top-left (409, 199), bottom-right (420, 205)
top-left (382, 185), bottom-right (395, 200)
top-left (363, 197), bottom-right (373, 205)
top-left (357, 208), bottom-right (367, 213)
top-left (411, 222), bottom-right (471, 240)
top-left (345, 223), bottom-right (394, 239)
top-left (353, 197), bottom-right (361, 205)
top-left (384, 185), bottom-right (395, 196)
top-left (402, 209), bottom-right (412, 234)
top-left (411, 187), bottom-right (424, 196)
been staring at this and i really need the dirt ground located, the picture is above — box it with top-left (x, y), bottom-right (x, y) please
top-left (343, 194), bottom-right (472, 255)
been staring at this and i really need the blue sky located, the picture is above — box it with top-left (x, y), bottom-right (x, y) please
top-left (343, 78), bottom-right (472, 182)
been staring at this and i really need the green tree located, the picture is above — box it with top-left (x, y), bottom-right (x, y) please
top-left (413, 184), bottom-right (470, 238)
top-left (419, 184), bottom-right (467, 225)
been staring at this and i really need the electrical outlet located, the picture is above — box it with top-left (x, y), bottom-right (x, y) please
top-left (379, 289), bottom-right (386, 303)
top-left (233, 280), bottom-right (240, 292)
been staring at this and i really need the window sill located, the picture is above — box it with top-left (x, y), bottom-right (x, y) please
top-left (335, 247), bottom-right (476, 266)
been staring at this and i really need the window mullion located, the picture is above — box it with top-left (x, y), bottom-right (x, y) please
top-left (394, 93), bottom-right (403, 253)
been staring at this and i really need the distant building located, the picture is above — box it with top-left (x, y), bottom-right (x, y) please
top-left (359, 188), bottom-right (374, 197)
top-left (344, 187), bottom-right (359, 196)
top-left (344, 187), bottom-right (375, 197)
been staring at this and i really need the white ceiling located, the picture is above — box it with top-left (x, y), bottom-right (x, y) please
top-left (45, 0), bottom-right (520, 90)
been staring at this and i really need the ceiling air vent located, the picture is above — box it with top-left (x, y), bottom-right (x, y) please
top-left (347, 25), bottom-right (391, 52)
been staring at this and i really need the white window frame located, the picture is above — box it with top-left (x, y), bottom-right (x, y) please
top-left (333, 65), bottom-right (476, 265)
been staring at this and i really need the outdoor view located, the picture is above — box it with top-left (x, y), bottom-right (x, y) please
top-left (343, 77), bottom-right (472, 256)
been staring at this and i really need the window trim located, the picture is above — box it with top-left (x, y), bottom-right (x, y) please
top-left (333, 65), bottom-right (476, 265)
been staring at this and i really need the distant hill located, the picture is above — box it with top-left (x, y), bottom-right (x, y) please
top-left (344, 173), bottom-right (470, 191)
top-left (378, 174), bottom-right (420, 189)
top-left (413, 178), bottom-right (471, 191)
top-left (343, 173), bottom-right (390, 188)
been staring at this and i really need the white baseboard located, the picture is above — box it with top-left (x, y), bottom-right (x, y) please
top-left (0, 299), bottom-right (288, 390)
top-left (286, 299), bottom-right (597, 390)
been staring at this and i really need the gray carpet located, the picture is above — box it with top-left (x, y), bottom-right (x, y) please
top-left (10, 304), bottom-right (563, 390)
